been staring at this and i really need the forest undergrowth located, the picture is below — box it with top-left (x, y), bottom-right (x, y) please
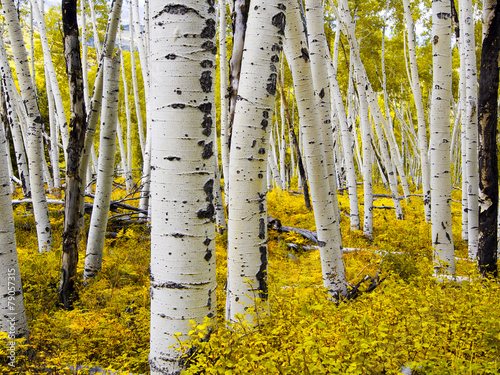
top-left (1, 182), bottom-right (499, 374)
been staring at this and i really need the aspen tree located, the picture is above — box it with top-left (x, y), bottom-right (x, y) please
top-left (219, 0), bottom-right (230, 195)
top-left (2, 0), bottom-right (53, 252)
top-left (129, 2), bottom-right (146, 157)
top-left (402, 0), bottom-right (431, 222)
top-left (225, 0), bottom-right (286, 322)
top-left (430, 0), bottom-right (455, 274)
top-left (326, 32), bottom-right (359, 230)
top-left (0, 114), bottom-right (29, 340)
top-left (59, 0), bottom-right (88, 308)
top-left (478, 0), bottom-right (500, 276)
top-left (284, 0), bottom-right (347, 298)
top-left (30, 0), bottom-right (70, 153)
top-left (0, 29), bottom-right (30, 198)
top-left (84, 57), bottom-right (120, 281)
top-left (148, 1), bottom-right (217, 372)
top-left (458, 0), bottom-right (479, 260)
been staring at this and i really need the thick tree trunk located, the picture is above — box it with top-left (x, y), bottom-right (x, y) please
top-left (59, 0), bottom-right (87, 309)
top-left (148, 1), bottom-right (217, 373)
top-left (478, 0), bottom-right (500, 277)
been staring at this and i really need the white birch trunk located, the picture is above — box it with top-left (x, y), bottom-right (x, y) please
top-left (225, 1), bottom-right (286, 323)
top-left (403, 0), bottom-right (431, 221)
top-left (219, 0), bottom-right (230, 197)
top-left (30, 0), bottom-right (69, 153)
top-left (129, 3), bottom-right (146, 156)
top-left (284, 0), bottom-right (347, 297)
top-left (2, 0), bottom-right (53, 252)
top-left (0, 31), bottom-right (31, 197)
top-left (327, 45), bottom-right (359, 230)
top-left (84, 56), bottom-right (121, 281)
top-left (149, 1), bottom-right (217, 373)
top-left (89, 0), bottom-right (102, 56)
top-left (430, 0), bottom-right (455, 274)
top-left (0, 115), bottom-right (29, 340)
top-left (459, 0), bottom-right (479, 259)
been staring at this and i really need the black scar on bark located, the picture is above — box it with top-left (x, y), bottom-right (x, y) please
top-left (152, 281), bottom-right (187, 289)
top-left (204, 248), bottom-right (213, 261)
top-left (271, 12), bottom-right (286, 35)
top-left (166, 53), bottom-right (176, 60)
top-left (165, 156), bottom-right (181, 161)
top-left (153, 5), bottom-right (200, 18)
top-left (202, 141), bottom-right (214, 159)
top-left (200, 71), bottom-right (213, 93)
top-left (201, 41), bottom-right (217, 54)
top-left (172, 103), bottom-right (185, 109)
top-left (437, 12), bottom-right (450, 19)
top-left (271, 55), bottom-right (279, 63)
top-left (200, 60), bottom-right (213, 68)
top-left (263, 111), bottom-right (269, 118)
top-left (271, 43), bottom-right (283, 52)
top-left (258, 173), bottom-right (263, 179)
top-left (256, 246), bottom-right (268, 300)
top-left (261, 119), bottom-right (268, 130)
top-left (259, 218), bottom-right (266, 239)
top-left (207, 0), bottom-right (216, 13)
top-left (197, 179), bottom-right (215, 220)
top-left (270, 63), bottom-right (278, 73)
top-left (266, 73), bottom-right (277, 95)
top-left (251, 140), bottom-right (256, 147)
top-left (319, 88), bottom-right (325, 99)
top-left (300, 47), bottom-right (310, 62)
top-left (277, 3), bottom-right (286, 10)
top-left (203, 237), bottom-right (211, 246)
top-left (172, 233), bottom-right (185, 238)
top-left (201, 19), bottom-right (216, 38)
top-left (199, 103), bottom-right (213, 136)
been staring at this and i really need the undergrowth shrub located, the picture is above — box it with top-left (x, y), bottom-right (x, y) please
top-left (1, 186), bottom-right (498, 374)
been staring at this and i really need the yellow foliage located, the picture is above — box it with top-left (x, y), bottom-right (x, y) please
top-left (2, 184), bottom-right (499, 374)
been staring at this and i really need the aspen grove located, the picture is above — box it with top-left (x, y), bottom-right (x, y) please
top-left (0, 0), bottom-right (500, 373)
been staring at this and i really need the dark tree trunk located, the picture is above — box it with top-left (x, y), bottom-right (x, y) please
top-left (477, 0), bottom-right (500, 277)
top-left (59, 0), bottom-right (87, 308)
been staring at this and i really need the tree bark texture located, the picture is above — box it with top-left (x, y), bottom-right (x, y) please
top-left (430, 0), bottom-right (455, 274)
top-left (59, 0), bottom-right (87, 309)
top-left (478, 0), bottom-right (500, 277)
top-left (148, 1), bottom-right (217, 373)
top-left (1, 0), bottom-right (53, 252)
top-left (225, 0), bottom-right (286, 323)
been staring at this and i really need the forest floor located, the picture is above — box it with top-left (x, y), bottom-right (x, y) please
top-left (1, 182), bottom-right (499, 374)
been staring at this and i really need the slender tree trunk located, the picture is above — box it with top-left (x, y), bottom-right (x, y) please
top-left (0, 102), bottom-right (29, 341)
top-left (0, 30), bottom-right (31, 198)
top-left (459, 0), bottom-right (479, 260)
top-left (284, 0), bottom-right (347, 298)
top-left (148, 1), bottom-right (217, 373)
top-left (277, 76), bottom-right (311, 210)
top-left (84, 57), bottom-right (120, 281)
top-left (478, 0), bottom-right (500, 276)
top-left (430, 0), bottom-right (455, 274)
top-left (219, 0), bottom-right (230, 198)
top-left (2, 0), bottom-right (53, 252)
top-left (59, 0), bottom-right (87, 309)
